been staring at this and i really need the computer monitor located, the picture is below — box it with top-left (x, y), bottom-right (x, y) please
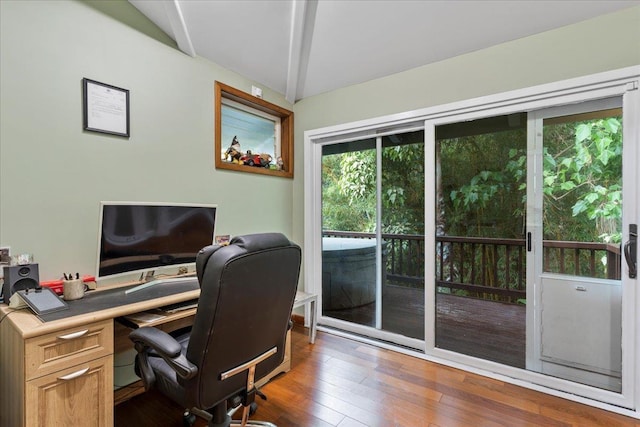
top-left (96, 202), bottom-right (217, 280)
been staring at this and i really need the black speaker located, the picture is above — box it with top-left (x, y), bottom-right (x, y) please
top-left (2, 263), bottom-right (40, 303)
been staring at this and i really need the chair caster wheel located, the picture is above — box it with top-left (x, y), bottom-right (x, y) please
top-left (183, 410), bottom-right (196, 427)
top-left (249, 402), bottom-right (258, 416)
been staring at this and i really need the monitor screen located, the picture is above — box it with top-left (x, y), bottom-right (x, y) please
top-left (96, 202), bottom-right (217, 279)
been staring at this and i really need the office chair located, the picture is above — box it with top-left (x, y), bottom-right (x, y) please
top-left (129, 233), bottom-right (302, 427)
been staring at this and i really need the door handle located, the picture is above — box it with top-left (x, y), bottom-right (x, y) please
top-left (624, 224), bottom-right (637, 279)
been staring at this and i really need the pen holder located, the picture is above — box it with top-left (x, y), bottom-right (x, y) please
top-left (63, 279), bottom-right (85, 301)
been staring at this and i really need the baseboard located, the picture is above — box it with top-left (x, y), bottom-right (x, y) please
top-left (292, 313), bottom-right (304, 325)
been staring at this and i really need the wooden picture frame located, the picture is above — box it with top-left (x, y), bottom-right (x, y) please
top-left (83, 78), bottom-right (130, 137)
top-left (215, 81), bottom-right (293, 178)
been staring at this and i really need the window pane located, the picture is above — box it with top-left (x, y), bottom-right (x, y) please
top-left (542, 109), bottom-right (623, 279)
top-left (221, 104), bottom-right (277, 160)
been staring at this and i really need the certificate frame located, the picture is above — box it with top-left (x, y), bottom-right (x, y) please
top-left (83, 78), bottom-right (130, 137)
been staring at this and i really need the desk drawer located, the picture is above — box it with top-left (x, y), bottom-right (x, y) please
top-left (25, 320), bottom-right (113, 380)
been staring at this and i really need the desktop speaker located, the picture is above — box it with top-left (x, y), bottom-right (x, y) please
top-left (2, 263), bottom-right (39, 303)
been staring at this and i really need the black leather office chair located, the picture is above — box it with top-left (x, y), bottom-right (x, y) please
top-left (129, 233), bottom-right (301, 427)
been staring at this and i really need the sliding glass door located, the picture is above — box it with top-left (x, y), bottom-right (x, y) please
top-left (321, 138), bottom-right (379, 328)
top-left (428, 96), bottom-right (636, 407)
top-left (434, 114), bottom-right (527, 367)
top-left (528, 99), bottom-right (627, 395)
top-left (307, 69), bottom-right (639, 414)
top-left (320, 130), bottom-right (425, 346)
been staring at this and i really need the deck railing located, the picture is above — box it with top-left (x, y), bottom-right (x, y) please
top-left (322, 231), bottom-right (621, 303)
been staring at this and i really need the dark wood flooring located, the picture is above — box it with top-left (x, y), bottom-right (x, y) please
top-left (115, 325), bottom-right (638, 426)
top-left (325, 286), bottom-right (525, 368)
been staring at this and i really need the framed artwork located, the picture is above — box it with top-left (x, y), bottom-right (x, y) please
top-left (83, 78), bottom-right (130, 137)
top-left (215, 81), bottom-right (293, 178)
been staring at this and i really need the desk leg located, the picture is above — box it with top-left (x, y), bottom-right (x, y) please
top-left (309, 298), bottom-right (316, 344)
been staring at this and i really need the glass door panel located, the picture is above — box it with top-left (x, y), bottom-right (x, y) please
top-left (381, 131), bottom-right (425, 339)
top-left (320, 130), bottom-right (425, 345)
top-left (531, 104), bottom-right (624, 393)
top-left (321, 139), bottom-right (379, 328)
top-left (435, 114), bottom-right (527, 367)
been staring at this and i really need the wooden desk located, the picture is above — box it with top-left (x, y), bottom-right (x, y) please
top-left (0, 283), bottom-right (292, 427)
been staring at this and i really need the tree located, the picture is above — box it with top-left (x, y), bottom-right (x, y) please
top-left (543, 117), bottom-right (622, 243)
top-left (444, 116), bottom-right (622, 244)
top-left (322, 149), bottom-right (377, 232)
top-left (321, 132), bottom-right (425, 235)
top-left (443, 127), bottom-right (527, 238)
top-left (322, 115), bottom-right (622, 245)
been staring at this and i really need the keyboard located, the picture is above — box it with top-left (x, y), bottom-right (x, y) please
top-left (159, 299), bottom-right (199, 313)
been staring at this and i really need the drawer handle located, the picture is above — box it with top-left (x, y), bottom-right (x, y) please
top-left (57, 329), bottom-right (89, 340)
top-left (58, 367), bottom-right (89, 381)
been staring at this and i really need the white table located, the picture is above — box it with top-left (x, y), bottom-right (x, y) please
top-left (293, 291), bottom-right (317, 343)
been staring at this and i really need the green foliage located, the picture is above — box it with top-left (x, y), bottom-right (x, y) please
top-left (443, 116), bottom-right (622, 244)
top-left (322, 152), bottom-right (376, 232)
top-left (321, 133), bottom-right (425, 235)
top-left (322, 116), bottom-right (623, 246)
top-left (440, 128), bottom-right (527, 238)
top-left (543, 117), bottom-right (622, 243)
top-left (382, 142), bottom-right (425, 235)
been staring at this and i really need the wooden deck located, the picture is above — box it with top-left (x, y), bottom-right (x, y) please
top-left (324, 285), bottom-right (526, 368)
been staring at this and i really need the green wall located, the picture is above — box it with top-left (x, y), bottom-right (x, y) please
top-left (0, 0), bottom-right (294, 281)
top-left (291, 6), bottom-right (640, 248)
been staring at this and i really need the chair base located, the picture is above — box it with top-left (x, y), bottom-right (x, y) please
top-left (187, 406), bottom-right (277, 427)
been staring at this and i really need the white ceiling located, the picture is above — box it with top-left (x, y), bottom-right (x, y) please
top-left (129, 0), bottom-right (639, 103)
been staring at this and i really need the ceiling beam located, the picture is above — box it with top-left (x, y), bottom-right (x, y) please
top-left (285, 0), bottom-right (318, 103)
top-left (164, 0), bottom-right (196, 57)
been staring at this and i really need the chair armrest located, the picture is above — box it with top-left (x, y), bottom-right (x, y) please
top-left (130, 327), bottom-right (198, 380)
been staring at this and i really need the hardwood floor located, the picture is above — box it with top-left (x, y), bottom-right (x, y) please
top-left (115, 325), bottom-right (638, 426)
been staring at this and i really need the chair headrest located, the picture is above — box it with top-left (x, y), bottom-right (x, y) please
top-left (229, 232), bottom-right (293, 252)
top-left (195, 233), bottom-right (294, 284)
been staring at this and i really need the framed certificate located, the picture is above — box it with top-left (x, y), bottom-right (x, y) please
top-left (83, 78), bottom-right (130, 137)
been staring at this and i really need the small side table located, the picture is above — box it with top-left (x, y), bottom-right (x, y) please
top-left (293, 291), bottom-right (317, 344)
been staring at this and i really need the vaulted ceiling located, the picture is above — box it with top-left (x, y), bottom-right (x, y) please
top-left (129, 0), bottom-right (639, 103)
